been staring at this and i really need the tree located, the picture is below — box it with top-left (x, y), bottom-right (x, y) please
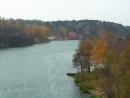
top-left (73, 37), bottom-right (93, 72)
top-left (25, 24), bottom-right (50, 42)
top-left (91, 39), bottom-right (107, 66)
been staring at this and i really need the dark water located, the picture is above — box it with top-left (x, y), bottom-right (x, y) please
top-left (0, 40), bottom-right (88, 98)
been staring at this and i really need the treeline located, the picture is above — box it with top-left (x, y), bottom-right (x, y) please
top-left (73, 31), bottom-right (130, 98)
top-left (0, 17), bottom-right (130, 48)
top-left (45, 20), bottom-right (129, 38)
top-left (0, 18), bottom-right (50, 48)
top-left (26, 20), bottom-right (130, 38)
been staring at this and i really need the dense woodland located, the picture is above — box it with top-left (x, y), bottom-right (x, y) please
top-left (0, 18), bottom-right (50, 48)
top-left (73, 31), bottom-right (130, 98)
top-left (0, 17), bottom-right (130, 48)
top-left (25, 19), bottom-right (130, 38)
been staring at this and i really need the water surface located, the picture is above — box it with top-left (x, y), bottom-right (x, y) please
top-left (0, 40), bottom-right (87, 98)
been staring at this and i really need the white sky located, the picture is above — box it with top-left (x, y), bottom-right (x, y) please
top-left (0, 0), bottom-right (130, 25)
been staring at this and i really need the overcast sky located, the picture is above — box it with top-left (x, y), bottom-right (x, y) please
top-left (0, 0), bottom-right (130, 25)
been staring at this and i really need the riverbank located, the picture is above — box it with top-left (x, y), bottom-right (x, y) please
top-left (67, 72), bottom-right (102, 98)
top-left (0, 39), bottom-right (51, 49)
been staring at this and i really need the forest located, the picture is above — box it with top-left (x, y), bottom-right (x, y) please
top-left (0, 17), bottom-right (130, 48)
top-left (72, 30), bottom-right (130, 98)
top-left (0, 18), bottom-right (49, 48)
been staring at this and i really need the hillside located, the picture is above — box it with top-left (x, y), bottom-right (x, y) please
top-left (0, 18), bottom-right (130, 48)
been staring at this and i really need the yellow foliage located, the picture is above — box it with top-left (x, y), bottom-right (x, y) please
top-left (91, 39), bottom-right (107, 64)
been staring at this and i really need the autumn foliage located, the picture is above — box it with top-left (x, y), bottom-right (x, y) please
top-left (0, 18), bottom-right (51, 48)
top-left (25, 24), bottom-right (50, 41)
top-left (91, 39), bottom-right (107, 64)
top-left (73, 32), bottom-right (130, 98)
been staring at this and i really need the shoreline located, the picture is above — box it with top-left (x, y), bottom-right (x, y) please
top-left (0, 39), bottom-right (80, 49)
top-left (67, 72), bottom-right (102, 98)
top-left (0, 40), bottom-right (51, 49)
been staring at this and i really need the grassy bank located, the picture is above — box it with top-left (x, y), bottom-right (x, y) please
top-left (67, 72), bottom-right (102, 98)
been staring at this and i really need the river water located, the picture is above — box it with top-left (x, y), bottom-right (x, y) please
top-left (0, 40), bottom-right (88, 98)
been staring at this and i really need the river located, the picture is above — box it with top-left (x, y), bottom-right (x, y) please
top-left (0, 40), bottom-right (88, 98)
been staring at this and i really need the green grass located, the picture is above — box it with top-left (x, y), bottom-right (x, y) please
top-left (74, 72), bottom-right (93, 93)
top-left (72, 72), bottom-right (101, 98)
